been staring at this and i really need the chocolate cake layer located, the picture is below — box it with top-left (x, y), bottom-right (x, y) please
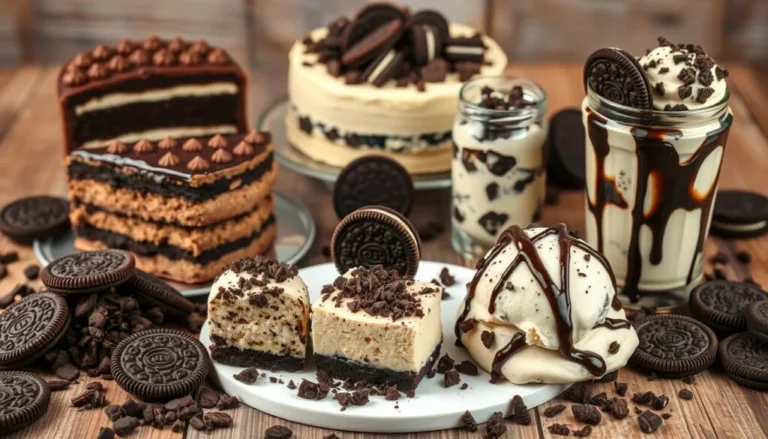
top-left (72, 94), bottom-right (240, 146)
top-left (74, 215), bottom-right (275, 264)
top-left (68, 154), bottom-right (273, 203)
top-left (314, 341), bottom-right (442, 390)
top-left (210, 343), bottom-right (304, 372)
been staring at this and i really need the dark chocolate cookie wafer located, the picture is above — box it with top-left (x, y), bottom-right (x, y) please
top-left (746, 301), bottom-right (768, 343)
top-left (354, 2), bottom-right (409, 25)
top-left (331, 206), bottom-right (421, 278)
top-left (719, 332), bottom-right (768, 391)
top-left (342, 18), bottom-right (403, 67)
top-left (42, 249), bottom-right (135, 294)
top-left (584, 48), bottom-right (652, 110)
top-left (630, 314), bottom-right (717, 378)
top-left (334, 156), bottom-right (414, 219)
top-left (546, 108), bottom-right (586, 189)
top-left (362, 48), bottom-right (407, 86)
top-left (711, 190), bottom-right (768, 238)
top-left (124, 269), bottom-right (195, 317)
top-left (0, 371), bottom-right (51, 435)
top-left (408, 10), bottom-right (450, 40)
top-left (0, 196), bottom-right (69, 244)
top-left (411, 24), bottom-right (444, 66)
top-left (690, 281), bottom-right (767, 336)
top-left (0, 292), bottom-right (70, 369)
top-left (111, 328), bottom-right (210, 401)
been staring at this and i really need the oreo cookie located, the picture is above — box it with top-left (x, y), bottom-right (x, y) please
top-left (0, 371), bottom-right (51, 435)
top-left (0, 195), bottom-right (70, 244)
top-left (444, 35), bottom-right (485, 63)
top-left (342, 18), bottom-right (404, 67)
top-left (354, 2), bottom-right (409, 24)
top-left (719, 332), bottom-right (768, 391)
top-left (0, 292), bottom-right (70, 369)
top-left (710, 190), bottom-right (768, 238)
top-left (111, 328), bottom-right (210, 401)
top-left (630, 314), bottom-right (717, 377)
top-left (746, 301), bottom-right (768, 343)
top-left (546, 108), bottom-right (586, 189)
top-left (408, 10), bottom-right (449, 40)
top-left (690, 281), bottom-right (767, 336)
top-left (124, 269), bottom-right (195, 317)
top-left (42, 250), bottom-right (135, 294)
top-left (331, 206), bottom-right (421, 278)
top-left (363, 48), bottom-right (407, 87)
top-left (584, 48), bottom-right (653, 110)
top-left (411, 24), bottom-right (444, 66)
top-left (333, 156), bottom-right (414, 219)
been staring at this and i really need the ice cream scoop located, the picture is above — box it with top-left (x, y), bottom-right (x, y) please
top-left (455, 224), bottom-right (638, 384)
top-left (638, 38), bottom-right (728, 111)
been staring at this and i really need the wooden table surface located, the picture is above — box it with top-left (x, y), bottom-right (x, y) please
top-left (1, 63), bottom-right (767, 439)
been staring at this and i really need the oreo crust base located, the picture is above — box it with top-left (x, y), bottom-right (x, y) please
top-left (210, 345), bottom-right (304, 372)
top-left (314, 341), bottom-right (441, 391)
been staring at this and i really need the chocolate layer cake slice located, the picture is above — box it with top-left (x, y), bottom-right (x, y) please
top-left (58, 36), bottom-right (247, 153)
top-left (311, 266), bottom-right (443, 390)
top-left (208, 257), bottom-right (310, 371)
top-left (66, 131), bottom-right (276, 283)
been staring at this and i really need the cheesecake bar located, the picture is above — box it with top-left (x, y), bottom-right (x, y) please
top-left (311, 266), bottom-right (443, 390)
top-left (66, 131), bottom-right (276, 283)
top-left (58, 36), bottom-right (247, 153)
top-left (208, 257), bottom-right (310, 371)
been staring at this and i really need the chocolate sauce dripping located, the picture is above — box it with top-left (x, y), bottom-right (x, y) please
top-left (593, 317), bottom-right (631, 330)
top-left (586, 111), bottom-right (732, 303)
top-left (490, 332), bottom-right (526, 383)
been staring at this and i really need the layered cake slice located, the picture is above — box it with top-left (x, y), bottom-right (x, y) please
top-left (58, 36), bottom-right (247, 153)
top-left (208, 257), bottom-right (310, 371)
top-left (311, 266), bottom-right (443, 390)
top-left (66, 131), bottom-right (276, 283)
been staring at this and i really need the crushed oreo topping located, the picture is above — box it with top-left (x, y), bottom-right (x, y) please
top-left (461, 410), bottom-right (478, 432)
top-left (477, 85), bottom-right (535, 110)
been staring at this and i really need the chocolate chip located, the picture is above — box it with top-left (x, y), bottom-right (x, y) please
top-left (459, 317), bottom-right (477, 333)
top-left (654, 82), bottom-right (665, 96)
top-left (632, 391), bottom-right (655, 405)
top-left (548, 423), bottom-right (570, 436)
top-left (217, 394), bottom-right (239, 410)
top-left (573, 425), bottom-right (593, 437)
top-left (543, 403), bottom-right (566, 418)
top-left (198, 387), bottom-right (220, 408)
top-left (589, 392), bottom-right (608, 407)
top-left (436, 353), bottom-right (455, 373)
top-left (679, 388), bottom-right (694, 400)
top-left (659, 67), bottom-right (670, 74)
top-left (481, 330), bottom-right (494, 348)
top-left (264, 425), bottom-right (293, 439)
top-left (204, 412), bottom-right (233, 429)
top-left (121, 399), bottom-right (144, 418)
top-left (439, 267), bottom-right (455, 286)
top-left (96, 427), bottom-right (115, 439)
top-left (606, 397), bottom-right (629, 419)
top-left (638, 410), bottom-right (663, 434)
top-left (662, 413), bottom-right (672, 420)
top-left (651, 394), bottom-right (669, 410)
top-left (455, 360), bottom-right (479, 376)
top-left (572, 404), bottom-right (601, 425)
top-left (55, 364), bottom-right (80, 381)
top-left (444, 370), bottom-right (461, 388)
top-left (614, 381), bottom-right (628, 396)
top-left (104, 404), bottom-right (125, 421)
top-left (234, 367), bottom-right (259, 384)
top-left (113, 417), bottom-right (139, 436)
top-left (23, 264), bottom-right (39, 280)
top-left (461, 410), bottom-right (478, 432)
top-left (608, 341), bottom-right (620, 354)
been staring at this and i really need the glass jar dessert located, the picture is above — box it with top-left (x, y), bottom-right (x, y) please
top-left (582, 39), bottom-right (732, 310)
top-left (451, 77), bottom-right (547, 261)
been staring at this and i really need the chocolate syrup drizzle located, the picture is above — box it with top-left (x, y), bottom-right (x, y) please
top-left (456, 224), bottom-right (628, 381)
top-left (586, 110), bottom-right (733, 302)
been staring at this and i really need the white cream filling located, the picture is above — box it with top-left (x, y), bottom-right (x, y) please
top-left (367, 50), bottom-right (396, 84)
top-left (75, 83), bottom-right (240, 115)
top-left (81, 125), bottom-right (238, 149)
top-left (425, 28), bottom-right (436, 61)
top-left (446, 46), bottom-right (484, 55)
top-left (711, 220), bottom-right (767, 232)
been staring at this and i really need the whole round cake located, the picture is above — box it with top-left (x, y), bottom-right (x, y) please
top-left (286, 3), bottom-right (507, 174)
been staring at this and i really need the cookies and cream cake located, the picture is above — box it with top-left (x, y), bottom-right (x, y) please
top-left (311, 266), bottom-right (442, 390)
top-left (66, 131), bottom-right (276, 283)
top-left (208, 257), bottom-right (310, 371)
top-left (58, 36), bottom-right (247, 153)
top-left (286, 3), bottom-right (507, 174)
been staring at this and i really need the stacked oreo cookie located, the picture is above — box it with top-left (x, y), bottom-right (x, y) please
top-left (304, 3), bottom-right (488, 90)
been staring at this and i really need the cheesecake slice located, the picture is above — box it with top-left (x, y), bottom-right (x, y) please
top-left (208, 257), bottom-right (310, 371)
top-left (311, 266), bottom-right (443, 390)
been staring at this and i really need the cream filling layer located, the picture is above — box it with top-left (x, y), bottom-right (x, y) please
top-left (711, 220), bottom-right (768, 232)
top-left (287, 23), bottom-right (507, 136)
top-left (74, 83), bottom-right (240, 115)
top-left (426, 28), bottom-right (436, 61)
top-left (81, 125), bottom-right (238, 149)
top-left (446, 46), bottom-right (485, 55)
top-left (367, 50), bottom-right (396, 84)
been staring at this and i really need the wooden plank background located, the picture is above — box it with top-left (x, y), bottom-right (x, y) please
top-left (0, 60), bottom-right (766, 438)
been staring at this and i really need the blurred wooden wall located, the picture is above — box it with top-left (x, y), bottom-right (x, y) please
top-left (0, 0), bottom-right (766, 67)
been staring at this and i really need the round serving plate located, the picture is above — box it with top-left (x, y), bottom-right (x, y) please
top-left (200, 260), bottom-right (569, 433)
top-left (33, 192), bottom-right (316, 298)
top-left (257, 99), bottom-right (452, 190)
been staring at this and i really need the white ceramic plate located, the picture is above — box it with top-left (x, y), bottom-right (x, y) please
top-left (200, 261), bottom-right (569, 433)
top-left (257, 99), bottom-right (452, 190)
top-left (33, 192), bottom-right (316, 297)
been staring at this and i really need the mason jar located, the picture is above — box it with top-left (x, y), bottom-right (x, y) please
top-left (451, 76), bottom-right (548, 261)
top-left (582, 85), bottom-right (732, 310)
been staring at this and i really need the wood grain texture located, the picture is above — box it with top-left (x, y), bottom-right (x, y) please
top-left (0, 63), bottom-right (767, 439)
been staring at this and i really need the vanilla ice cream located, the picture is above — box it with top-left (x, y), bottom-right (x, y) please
top-left (455, 225), bottom-right (638, 384)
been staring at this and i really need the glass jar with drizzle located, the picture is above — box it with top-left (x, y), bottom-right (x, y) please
top-left (582, 85), bottom-right (732, 310)
top-left (451, 76), bottom-right (548, 262)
